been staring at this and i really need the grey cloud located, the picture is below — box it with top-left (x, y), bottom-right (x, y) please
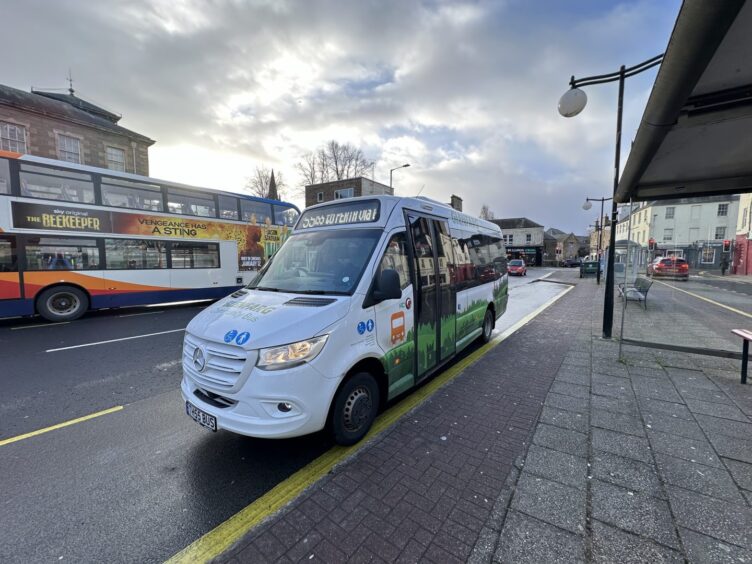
top-left (6, 0), bottom-right (680, 231)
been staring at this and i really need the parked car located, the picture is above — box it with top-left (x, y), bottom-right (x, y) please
top-left (508, 259), bottom-right (527, 276)
top-left (563, 258), bottom-right (581, 268)
top-left (647, 257), bottom-right (689, 280)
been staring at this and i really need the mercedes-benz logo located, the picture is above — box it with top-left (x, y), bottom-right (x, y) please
top-left (192, 347), bottom-right (206, 372)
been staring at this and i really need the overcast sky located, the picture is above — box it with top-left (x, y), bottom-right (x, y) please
top-left (6, 0), bottom-right (681, 232)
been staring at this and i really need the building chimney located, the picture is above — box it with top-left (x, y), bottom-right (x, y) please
top-left (450, 195), bottom-right (463, 212)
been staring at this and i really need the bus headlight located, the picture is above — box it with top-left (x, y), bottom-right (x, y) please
top-left (256, 335), bottom-right (329, 371)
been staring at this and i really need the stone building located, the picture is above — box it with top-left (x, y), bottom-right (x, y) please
top-left (0, 83), bottom-right (154, 175)
top-left (588, 215), bottom-right (611, 258)
top-left (491, 218), bottom-right (544, 266)
top-left (304, 177), bottom-right (393, 208)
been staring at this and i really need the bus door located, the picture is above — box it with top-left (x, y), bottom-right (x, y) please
top-left (434, 221), bottom-right (456, 362)
top-left (373, 232), bottom-right (415, 399)
top-left (406, 214), bottom-right (456, 380)
top-left (0, 235), bottom-right (21, 300)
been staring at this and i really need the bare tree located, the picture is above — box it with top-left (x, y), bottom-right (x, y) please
top-left (296, 141), bottom-right (373, 187)
top-left (479, 204), bottom-right (495, 221)
top-left (296, 152), bottom-right (319, 186)
top-left (245, 165), bottom-right (287, 200)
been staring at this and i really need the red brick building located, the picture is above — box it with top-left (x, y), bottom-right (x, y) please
top-left (0, 83), bottom-right (154, 175)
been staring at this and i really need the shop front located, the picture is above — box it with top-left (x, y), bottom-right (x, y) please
top-left (506, 246), bottom-right (542, 266)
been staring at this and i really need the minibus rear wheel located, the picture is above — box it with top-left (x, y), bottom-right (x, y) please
top-left (480, 308), bottom-right (494, 343)
top-left (37, 285), bottom-right (89, 322)
top-left (330, 372), bottom-right (380, 446)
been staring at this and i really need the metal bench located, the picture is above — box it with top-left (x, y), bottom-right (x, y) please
top-left (731, 329), bottom-right (752, 384)
top-left (617, 276), bottom-right (653, 310)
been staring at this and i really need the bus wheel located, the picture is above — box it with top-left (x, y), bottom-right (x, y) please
top-left (330, 372), bottom-right (380, 446)
top-left (480, 308), bottom-right (494, 343)
top-left (37, 286), bottom-right (89, 322)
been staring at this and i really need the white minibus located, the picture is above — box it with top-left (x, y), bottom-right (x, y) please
top-left (181, 196), bottom-right (508, 444)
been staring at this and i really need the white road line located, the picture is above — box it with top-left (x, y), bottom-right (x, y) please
top-left (11, 321), bottom-right (70, 330)
top-left (118, 311), bottom-right (164, 318)
top-left (46, 328), bottom-right (185, 353)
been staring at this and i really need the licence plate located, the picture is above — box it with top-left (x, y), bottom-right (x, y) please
top-left (185, 400), bottom-right (217, 432)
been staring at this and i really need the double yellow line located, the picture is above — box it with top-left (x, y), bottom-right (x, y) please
top-left (166, 285), bottom-right (573, 564)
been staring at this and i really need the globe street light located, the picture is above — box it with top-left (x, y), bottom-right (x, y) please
top-left (560, 53), bottom-right (663, 339)
top-left (558, 88), bottom-right (588, 117)
top-left (390, 163), bottom-right (410, 189)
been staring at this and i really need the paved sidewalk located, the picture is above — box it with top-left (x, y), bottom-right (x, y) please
top-left (217, 272), bottom-right (752, 563)
top-left (217, 275), bottom-right (593, 563)
top-left (492, 282), bottom-right (752, 563)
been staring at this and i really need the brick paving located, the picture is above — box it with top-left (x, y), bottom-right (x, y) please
top-left (218, 271), bottom-right (752, 563)
top-left (218, 272), bottom-right (593, 563)
top-left (492, 279), bottom-right (752, 563)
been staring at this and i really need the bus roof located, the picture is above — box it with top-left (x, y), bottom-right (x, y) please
top-left (0, 151), bottom-right (297, 210)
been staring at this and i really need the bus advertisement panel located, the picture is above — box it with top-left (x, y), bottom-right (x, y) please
top-left (10, 201), bottom-right (289, 271)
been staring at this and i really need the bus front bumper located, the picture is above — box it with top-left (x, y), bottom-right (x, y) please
top-left (180, 365), bottom-right (339, 439)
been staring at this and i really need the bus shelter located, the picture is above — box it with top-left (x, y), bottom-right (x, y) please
top-left (614, 0), bottom-right (752, 362)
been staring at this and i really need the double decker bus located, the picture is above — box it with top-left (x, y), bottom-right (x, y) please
top-left (0, 151), bottom-right (299, 321)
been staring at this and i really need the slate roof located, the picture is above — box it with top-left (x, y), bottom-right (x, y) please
top-left (492, 217), bottom-right (543, 229)
top-left (33, 90), bottom-right (121, 123)
top-left (0, 84), bottom-right (154, 144)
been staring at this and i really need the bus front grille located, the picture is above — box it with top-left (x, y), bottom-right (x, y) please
top-left (183, 333), bottom-right (251, 392)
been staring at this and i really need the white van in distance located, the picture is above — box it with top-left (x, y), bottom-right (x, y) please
top-left (181, 196), bottom-right (508, 445)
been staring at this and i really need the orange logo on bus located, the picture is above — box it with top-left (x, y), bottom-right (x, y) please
top-left (390, 311), bottom-right (406, 344)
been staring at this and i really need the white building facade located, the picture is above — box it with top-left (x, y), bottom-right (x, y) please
top-left (615, 196), bottom-right (739, 270)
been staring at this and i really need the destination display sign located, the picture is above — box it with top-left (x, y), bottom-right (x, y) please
top-left (298, 200), bottom-right (380, 229)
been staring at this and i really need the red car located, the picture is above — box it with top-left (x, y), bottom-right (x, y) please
top-left (508, 259), bottom-right (527, 276)
top-left (647, 257), bottom-right (689, 280)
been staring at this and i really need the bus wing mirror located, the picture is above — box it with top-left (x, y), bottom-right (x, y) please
top-left (374, 269), bottom-right (401, 302)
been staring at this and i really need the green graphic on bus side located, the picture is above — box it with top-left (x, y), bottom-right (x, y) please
top-left (440, 315), bottom-right (456, 360)
top-left (385, 280), bottom-right (508, 399)
top-left (456, 299), bottom-right (487, 341)
top-left (417, 321), bottom-right (437, 375)
top-left (384, 329), bottom-right (415, 398)
top-left (493, 281), bottom-right (509, 318)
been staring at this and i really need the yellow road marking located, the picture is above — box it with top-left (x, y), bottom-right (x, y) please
top-left (0, 405), bottom-right (124, 447)
top-left (654, 280), bottom-right (752, 319)
top-left (165, 286), bottom-right (573, 564)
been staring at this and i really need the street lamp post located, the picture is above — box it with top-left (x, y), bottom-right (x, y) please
top-left (559, 54), bottom-right (663, 339)
top-left (582, 196), bottom-right (612, 285)
top-left (389, 163), bottom-right (410, 189)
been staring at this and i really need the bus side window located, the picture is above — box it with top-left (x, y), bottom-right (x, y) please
top-left (0, 235), bottom-right (18, 272)
top-left (377, 233), bottom-right (410, 290)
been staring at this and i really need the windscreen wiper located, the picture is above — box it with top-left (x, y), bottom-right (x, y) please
top-left (252, 286), bottom-right (280, 292)
top-left (293, 290), bottom-right (349, 296)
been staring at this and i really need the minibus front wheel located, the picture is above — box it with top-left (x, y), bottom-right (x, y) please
top-left (330, 372), bottom-right (380, 446)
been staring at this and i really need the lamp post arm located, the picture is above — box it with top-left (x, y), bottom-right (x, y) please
top-left (571, 54), bottom-right (663, 89)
